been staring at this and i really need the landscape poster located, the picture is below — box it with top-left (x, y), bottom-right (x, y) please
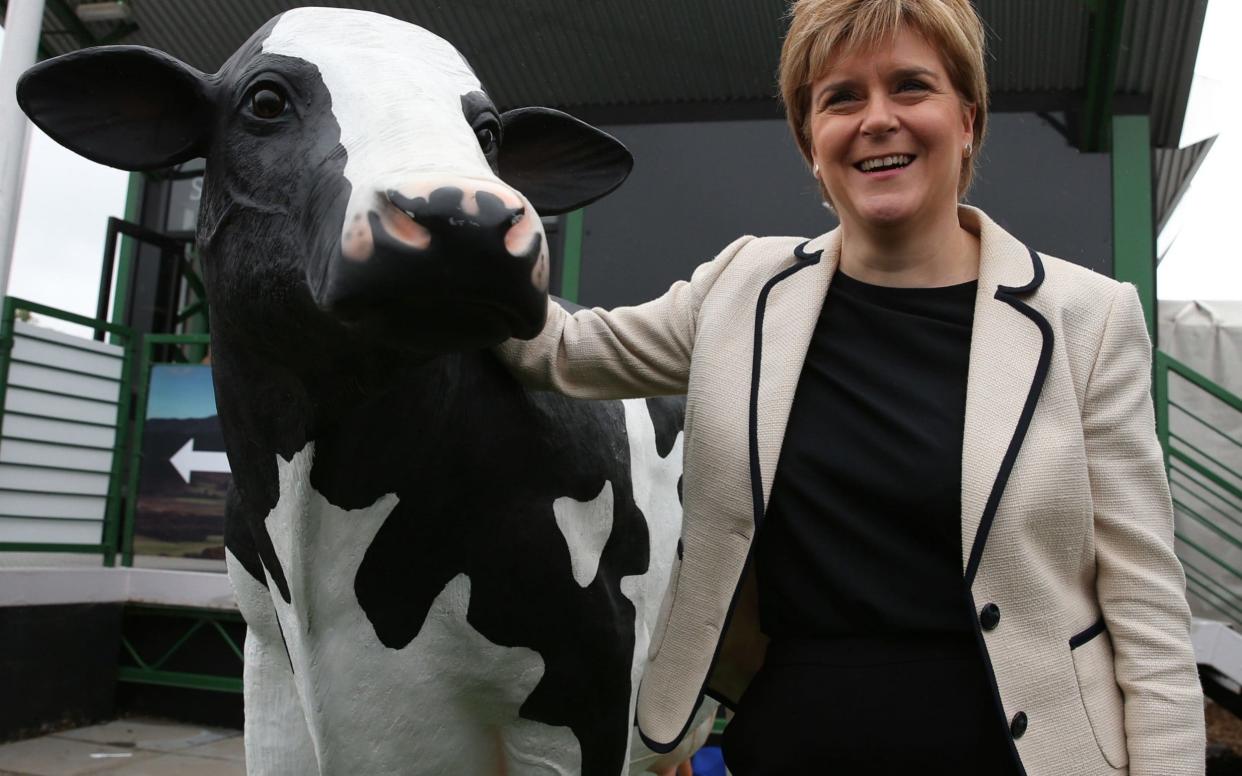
top-left (132, 364), bottom-right (231, 560)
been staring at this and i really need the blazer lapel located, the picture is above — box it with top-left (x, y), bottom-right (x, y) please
top-left (748, 229), bottom-right (839, 525)
top-left (959, 207), bottom-right (1054, 584)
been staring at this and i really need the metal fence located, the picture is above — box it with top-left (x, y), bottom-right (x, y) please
top-left (1155, 351), bottom-right (1242, 629)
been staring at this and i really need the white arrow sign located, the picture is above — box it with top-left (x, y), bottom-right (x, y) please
top-left (170, 438), bottom-right (231, 484)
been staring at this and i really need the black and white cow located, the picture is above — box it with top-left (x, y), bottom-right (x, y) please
top-left (19, 9), bottom-right (709, 775)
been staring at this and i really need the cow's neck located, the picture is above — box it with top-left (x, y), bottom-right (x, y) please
top-left (213, 329), bottom-right (509, 511)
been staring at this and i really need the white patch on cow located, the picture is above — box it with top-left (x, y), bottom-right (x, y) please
top-left (617, 399), bottom-right (685, 772)
top-left (227, 549), bottom-right (319, 775)
top-left (553, 480), bottom-right (615, 588)
top-left (239, 442), bottom-right (582, 775)
top-left (262, 9), bottom-right (545, 267)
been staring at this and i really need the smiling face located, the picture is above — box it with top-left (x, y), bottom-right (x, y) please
top-left (808, 27), bottom-right (975, 233)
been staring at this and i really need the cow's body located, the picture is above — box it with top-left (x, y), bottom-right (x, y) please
top-left (19, 8), bottom-right (706, 775)
top-left (220, 347), bottom-right (687, 775)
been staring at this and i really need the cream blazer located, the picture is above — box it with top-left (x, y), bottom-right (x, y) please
top-left (498, 206), bottom-right (1204, 776)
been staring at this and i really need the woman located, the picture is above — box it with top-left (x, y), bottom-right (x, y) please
top-left (500, 1), bottom-right (1205, 773)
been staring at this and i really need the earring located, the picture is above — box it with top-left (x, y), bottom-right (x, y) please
top-left (813, 162), bottom-right (820, 175)
top-left (964, 142), bottom-right (973, 157)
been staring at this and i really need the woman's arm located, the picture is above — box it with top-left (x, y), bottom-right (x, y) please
top-left (496, 235), bottom-right (756, 399)
top-left (1086, 283), bottom-right (1205, 776)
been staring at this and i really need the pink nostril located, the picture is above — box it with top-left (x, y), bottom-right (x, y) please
top-left (504, 209), bottom-right (539, 257)
top-left (380, 200), bottom-right (432, 250)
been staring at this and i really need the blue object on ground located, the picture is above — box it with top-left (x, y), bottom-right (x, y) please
top-left (691, 745), bottom-right (726, 776)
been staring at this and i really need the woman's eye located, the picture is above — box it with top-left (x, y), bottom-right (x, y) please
top-left (824, 91), bottom-right (856, 108)
top-left (898, 79), bottom-right (929, 93)
top-left (250, 86), bottom-right (287, 119)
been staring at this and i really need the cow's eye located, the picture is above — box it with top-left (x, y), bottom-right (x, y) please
top-left (250, 86), bottom-right (287, 119)
top-left (475, 123), bottom-right (499, 155)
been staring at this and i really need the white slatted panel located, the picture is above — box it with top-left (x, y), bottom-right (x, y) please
top-left (11, 333), bottom-right (124, 380)
top-left (1, 322), bottom-right (126, 546)
top-left (0, 517), bottom-right (103, 544)
top-left (7, 363), bottom-right (121, 403)
top-left (0, 464), bottom-right (110, 496)
top-left (3, 493), bottom-right (106, 520)
top-left (5, 387), bottom-right (119, 426)
top-left (4, 414), bottom-right (118, 449)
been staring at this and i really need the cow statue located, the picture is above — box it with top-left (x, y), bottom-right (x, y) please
top-left (18, 8), bottom-right (713, 775)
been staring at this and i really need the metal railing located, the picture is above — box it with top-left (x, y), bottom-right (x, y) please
top-left (1155, 351), bottom-right (1242, 629)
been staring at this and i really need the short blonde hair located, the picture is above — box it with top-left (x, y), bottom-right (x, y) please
top-left (779, 0), bottom-right (989, 197)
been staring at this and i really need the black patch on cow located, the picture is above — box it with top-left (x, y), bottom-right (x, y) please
top-left (461, 91), bottom-right (501, 173)
top-left (200, 36), bottom-right (352, 603)
top-left (645, 396), bottom-right (685, 459)
top-left (262, 350), bottom-right (648, 775)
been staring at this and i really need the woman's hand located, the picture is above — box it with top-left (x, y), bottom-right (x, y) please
top-left (655, 760), bottom-right (694, 776)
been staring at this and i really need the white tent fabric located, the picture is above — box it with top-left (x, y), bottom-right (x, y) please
top-left (1158, 301), bottom-right (1242, 623)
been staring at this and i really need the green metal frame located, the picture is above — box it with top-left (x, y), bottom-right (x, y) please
top-left (108, 173), bottom-right (148, 345)
top-left (1081, 0), bottom-right (1127, 153)
top-left (117, 604), bottom-right (244, 694)
top-left (1155, 351), bottom-right (1242, 628)
top-left (1111, 114), bottom-right (1157, 340)
top-left (0, 297), bottom-right (135, 564)
top-left (561, 209), bottom-right (585, 304)
top-left (121, 332), bottom-right (213, 567)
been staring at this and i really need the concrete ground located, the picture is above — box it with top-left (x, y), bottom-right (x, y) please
top-left (0, 718), bottom-right (243, 775)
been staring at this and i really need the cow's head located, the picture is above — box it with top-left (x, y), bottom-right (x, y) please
top-left (17, 9), bottom-right (631, 352)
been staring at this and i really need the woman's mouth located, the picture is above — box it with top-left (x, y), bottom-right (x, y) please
top-left (854, 154), bottom-right (916, 173)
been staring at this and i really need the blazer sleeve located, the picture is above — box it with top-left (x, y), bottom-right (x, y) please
top-left (495, 235), bottom-right (756, 399)
top-left (1085, 283), bottom-right (1205, 776)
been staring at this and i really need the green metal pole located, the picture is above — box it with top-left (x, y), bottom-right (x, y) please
top-left (0, 298), bottom-right (16, 450)
top-left (1154, 351), bottom-right (1171, 473)
top-left (102, 333), bottom-right (135, 567)
top-left (121, 336), bottom-right (156, 567)
top-left (561, 209), bottom-right (585, 304)
top-left (1081, 0), bottom-right (1127, 152)
top-left (1111, 114), bottom-right (1157, 340)
top-left (109, 172), bottom-right (146, 345)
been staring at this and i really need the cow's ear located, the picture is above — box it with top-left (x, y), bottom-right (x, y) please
top-left (498, 108), bottom-right (633, 216)
top-left (17, 46), bottom-right (213, 171)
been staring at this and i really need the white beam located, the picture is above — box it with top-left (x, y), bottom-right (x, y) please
top-left (0, 0), bottom-right (47, 298)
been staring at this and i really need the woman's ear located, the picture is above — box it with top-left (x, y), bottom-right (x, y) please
top-left (961, 102), bottom-right (977, 145)
top-left (498, 108), bottom-right (633, 216)
top-left (18, 45), bottom-right (213, 171)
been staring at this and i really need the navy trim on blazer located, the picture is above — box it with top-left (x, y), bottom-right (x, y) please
top-left (637, 239), bottom-right (823, 754)
top-left (1069, 617), bottom-right (1108, 649)
top-left (963, 246), bottom-right (1053, 587)
top-left (966, 246), bottom-right (1051, 776)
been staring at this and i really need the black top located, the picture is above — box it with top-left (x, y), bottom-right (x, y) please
top-left (756, 270), bottom-right (978, 638)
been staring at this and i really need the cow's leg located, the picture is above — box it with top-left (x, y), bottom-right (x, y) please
top-left (496, 718), bottom-right (583, 775)
top-left (226, 550), bottom-right (318, 775)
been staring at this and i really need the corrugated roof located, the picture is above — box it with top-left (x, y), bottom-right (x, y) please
top-left (18, 0), bottom-right (1206, 148)
top-left (1154, 135), bottom-right (1215, 234)
top-left (1116, 0), bottom-right (1208, 153)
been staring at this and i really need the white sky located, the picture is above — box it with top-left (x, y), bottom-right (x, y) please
top-left (1, 3), bottom-right (1240, 328)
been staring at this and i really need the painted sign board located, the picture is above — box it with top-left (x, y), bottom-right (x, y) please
top-left (132, 365), bottom-right (231, 559)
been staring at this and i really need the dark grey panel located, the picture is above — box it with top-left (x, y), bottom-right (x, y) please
top-left (966, 112), bottom-right (1112, 275)
top-left (580, 112), bottom-right (1112, 308)
top-left (579, 121), bottom-right (832, 309)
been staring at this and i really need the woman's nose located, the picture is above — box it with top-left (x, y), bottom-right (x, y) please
top-left (859, 96), bottom-right (899, 136)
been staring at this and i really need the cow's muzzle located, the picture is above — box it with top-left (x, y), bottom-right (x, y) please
top-left (317, 180), bottom-right (549, 348)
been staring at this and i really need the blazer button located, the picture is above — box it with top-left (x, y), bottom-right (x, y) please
top-left (979, 602), bottom-right (1001, 631)
top-left (1010, 711), bottom-right (1028, 739)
